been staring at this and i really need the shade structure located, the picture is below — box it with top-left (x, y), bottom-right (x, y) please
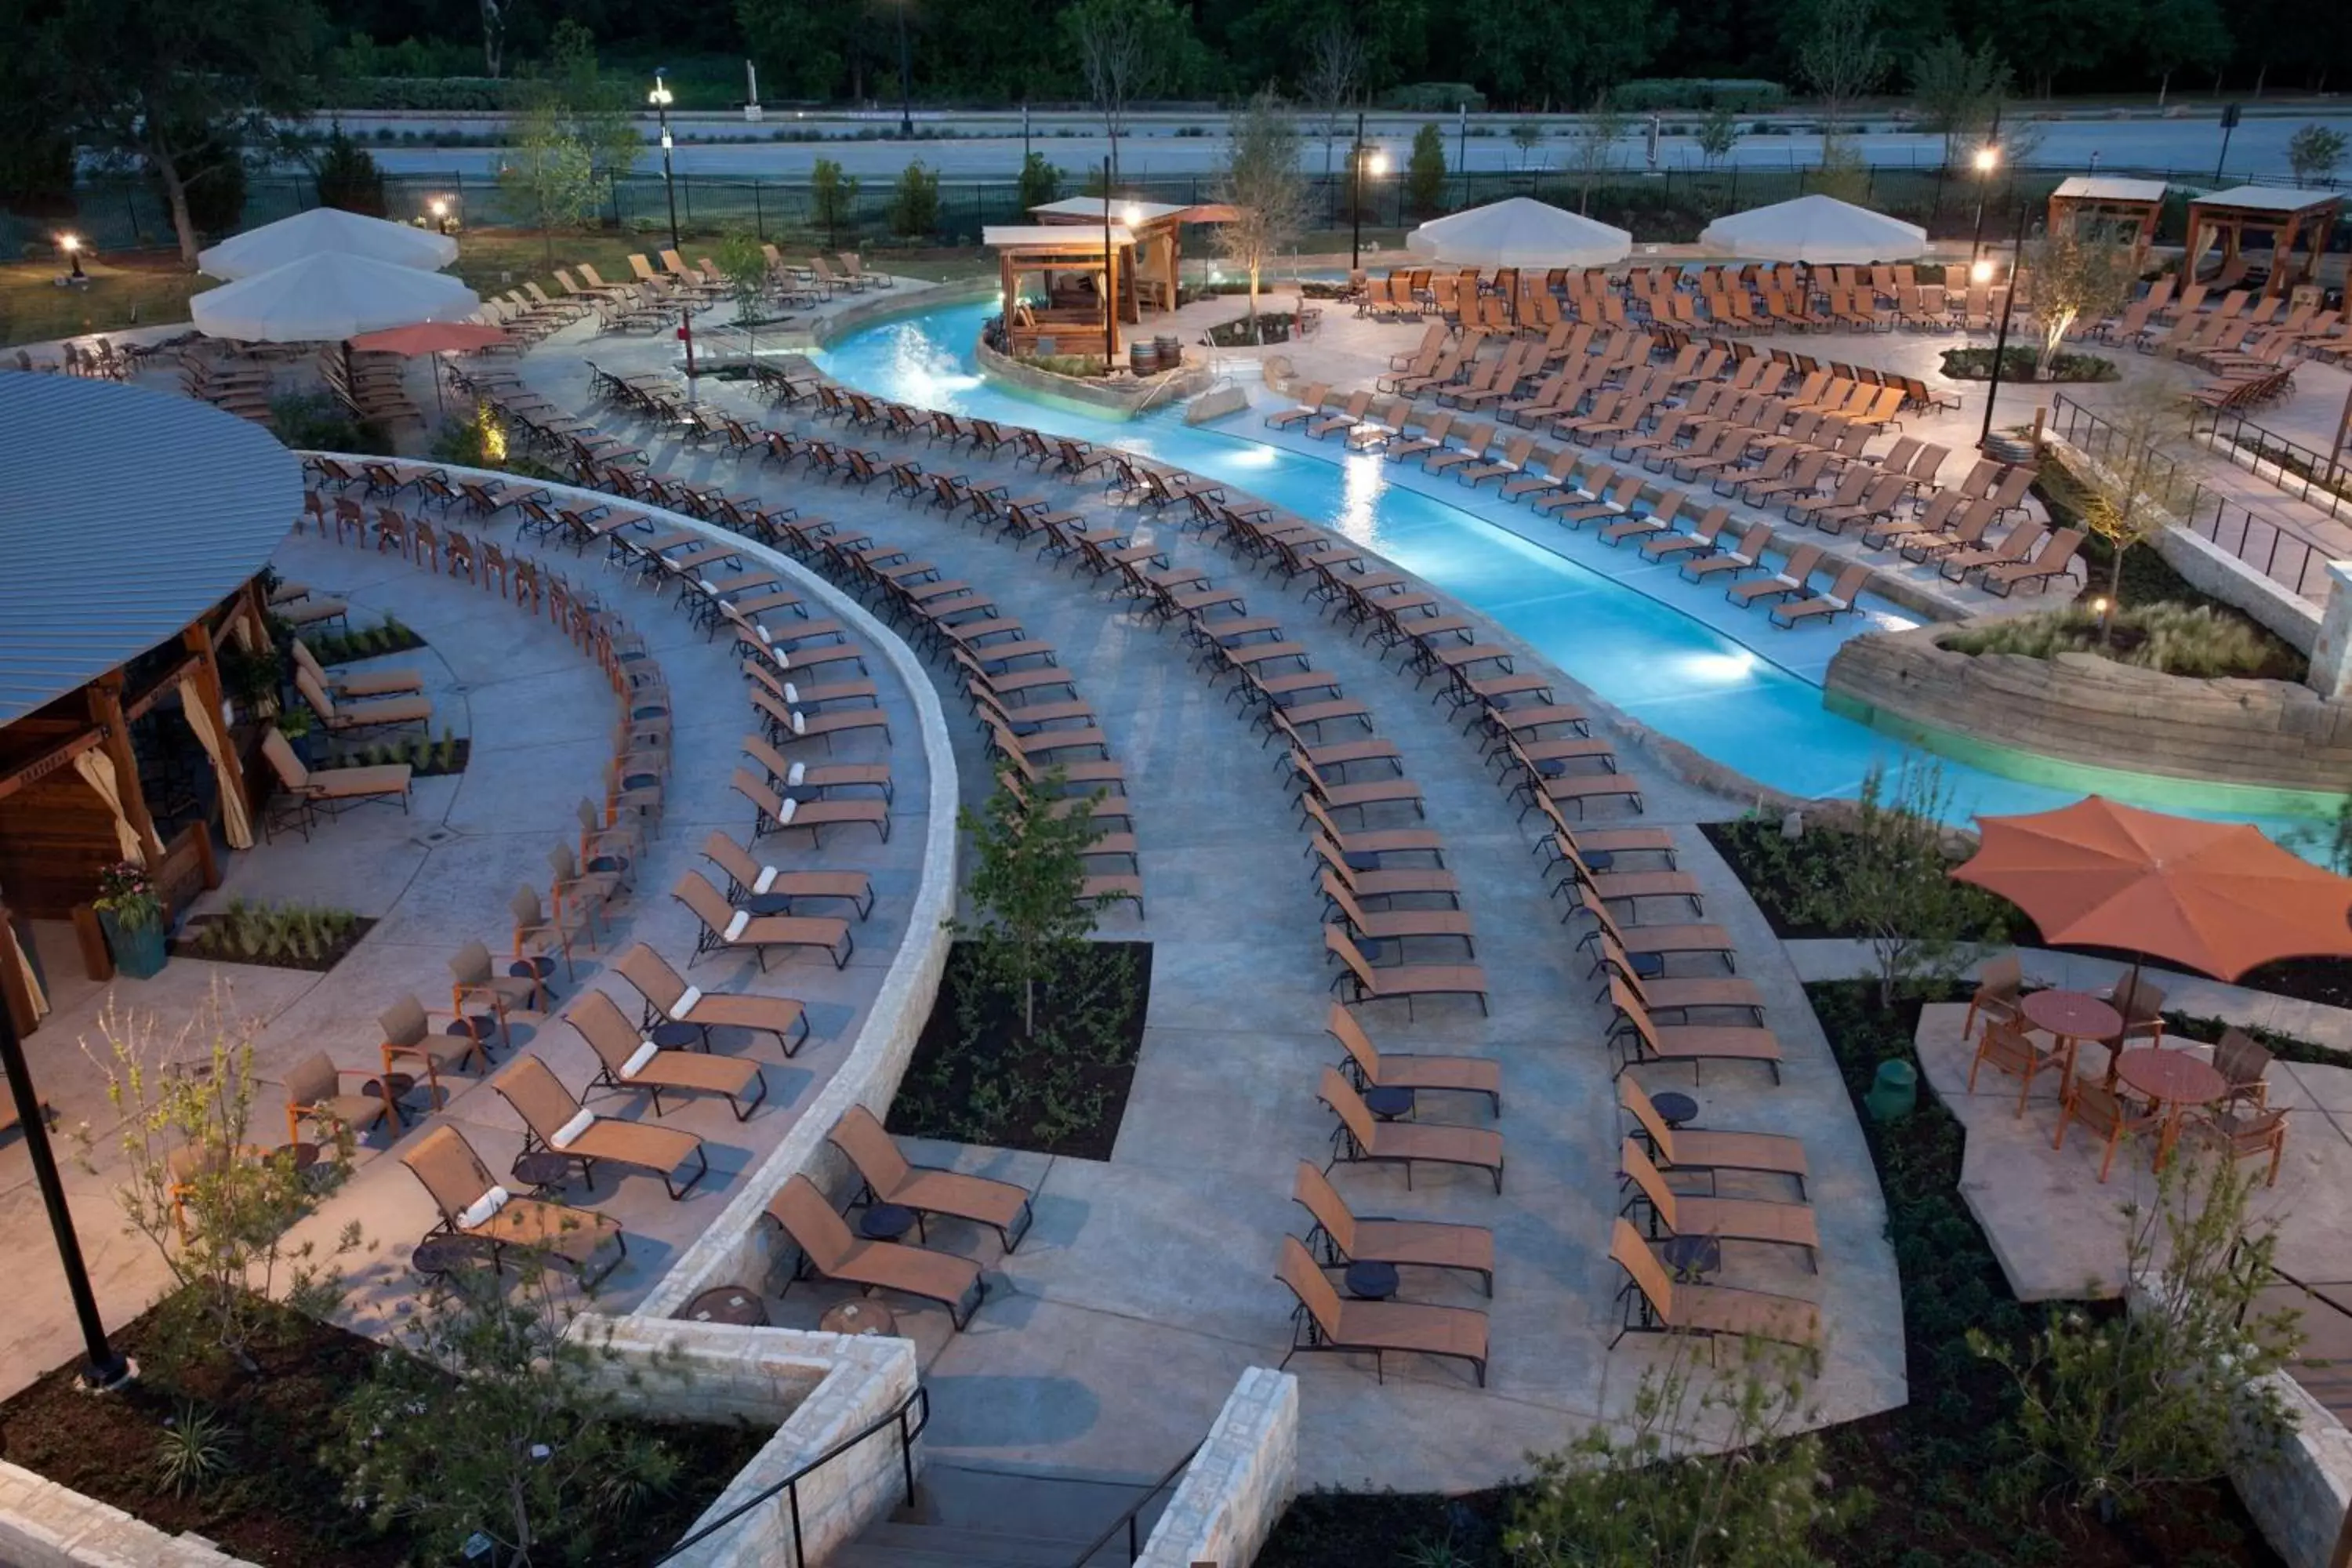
top-left (1950, 797), bottom-right (2352, 983)
top-left (197, 206), bottom-right (459, 281)
top-left (191, 252), bottom-right (481, 343)
top-left (345, 321), bottom-right (511, 356)
top-left (1698, 194), bottom-right (1929, 264)
top-left (1404, 198), bottom-right (1632, 270)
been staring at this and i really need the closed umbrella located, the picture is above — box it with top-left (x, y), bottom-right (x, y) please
top-left (198, 207), bottom-right (459, 281)
top-left (347, 322), bottom-right (513, 418)
top-left (1698, 194), bottom-right (1929, 264)
top-left (1405, 198), bottom-right (1632, 270)
top-left (191, 252), bottom-right (481, 343)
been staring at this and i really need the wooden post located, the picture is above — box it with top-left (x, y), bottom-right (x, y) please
top-left (182, 617), bottom-right (249, 863)
top-left (87, 675), bottom-right (163, 866)
top-left (2031, 405), bottom-right (2047, 456)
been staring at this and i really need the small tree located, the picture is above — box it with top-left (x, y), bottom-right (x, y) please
top-left (546, 21), bottom-right (640, 182)
top-left (1909, 38), bottom-right (2009, 169)
top-left (1973, 1151), bottom-right (2299, 1518)
top-left (2288, 123), bottom-right (2348, 186)
top-left (1791, 760), bottom-right (1998, 1007)
top-left (1214, 89), bottom-right (1308, 341)
top-left (1017, 150), bottom-right (1062, 210)
top-left (713, 229), bottom-right (769, 361)
top-left (1566, 100), bottom-right (1626, 216)
top-left (888, 158), bottom-right (942, 238)
top-left (1507, 1336), bottom-right (1853, 1566)
top-left (1065, 0), bottom-right (1188, 187)
top-left (1298, 20), bottom-right (1366, 183)
top-left (311, 124), bottom-right (386, 216)
top-left (809, 158), bottom-right (859, 250)
top-left (950, 765), bottom-right (1115, 1036)
top-left (2066, 383), bottom-right (2190, 635)
top-left (1695, 103), bottom-right (1741, 166)
top-left (1511, 118), bottom-right (1544, 169)
top-left (2023, 231), bottom-right (2135, 376)
top-left (1809, 134), bottom-right (1872, 205)
top-left (1406, 122), bottom-right (1447, 215)
top-left (498, 97), bottom-right (598, 267)
top-left (2141, 0), bottom-right (2230, 106)
top-left (1798, 0), bottom-right (1889, 144)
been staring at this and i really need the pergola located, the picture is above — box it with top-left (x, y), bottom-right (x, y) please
top-left (983, 222), bottom-right (1143, 361)
top-left (2183, 186), bottom-right (2344, 297)
top-left (0, 377), bottom-right (300, 1037)
top-left (1028, 198), bottom-right (1238, 316)
top-left (2047, 176), bottom-right (2169, 257)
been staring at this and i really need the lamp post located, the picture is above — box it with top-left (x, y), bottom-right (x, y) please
top-left (58, 233), bottom-right (85, 281)
top-left (1967, 141), bottom-right (2001, 268)
top-left (1102, 157), bottom-right (1115, 370)
top-left (1349, 112), bottom-right (1390, 273)
top-left (1976, 205), bottom-right (2033, 450)
top-left (649, 70), bottom-right (680, 252)
top-left (0, 1007), bottom-right (129, 1391)
top-left (426, 198), bottom-right (451, 236)
top-left (895, 0), bottom-right (913, 139)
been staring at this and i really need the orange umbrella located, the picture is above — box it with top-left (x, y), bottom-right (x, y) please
top-left (1951, 795), bottom-right (2352, 983)
top-left (344, 321), bottom-right (511, 419)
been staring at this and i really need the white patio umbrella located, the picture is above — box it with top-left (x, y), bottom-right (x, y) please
top-left (197, 206), bottom-right (459, 281)
top-left (1404, 197), bottom-right (1632, 270)
top-left (1698, 194), bottom-right (1929, 264)
top-left (191, 252), bottom-right (482, 343)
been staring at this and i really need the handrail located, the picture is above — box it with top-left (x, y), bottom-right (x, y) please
top-left (1062, 1439), bottom-right (1204, 1567)
top-left (652, 1384), bottom-right (931, 1567)
top-left (2191, 404), bottom-right (2352, 523)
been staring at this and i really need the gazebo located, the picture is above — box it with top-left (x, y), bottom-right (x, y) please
top-left (2183, 186), bottom-right (2344, 297)
top-left (0, 377), bottom-right (301, 1036)
top-left (2048, 176), bottom-right (2169, 257)
top-left (1025, 198), bottom-right (1236, 318)
top-left (982, 222), bottom-right (1143, 360)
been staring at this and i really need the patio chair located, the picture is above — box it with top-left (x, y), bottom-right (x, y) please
top-left (613, 942), bottom-right (809, 1057)
top-left (2178, 1105), bottom-right (2289, 1187)
top-left (291, 637), bottom-right (421, 699)
top-left (1275, 1235), bottom-right (1488, 1387)
top-left (1981, 528), bottom-right (2084, 597)
top-left (1968, 1018), bottom-right (2063, 1116)
top-left (768, 1174), bottom-right (986, 1328)
top-left (1965, 952), bottom-right (2024, 1038)
top-left (379, 993), bottom-right (492, 1112)
top-left (493, 1055), bottom-right (709, 1200)
top-left (731, 767), bottom-right (890, 846)
top-left (1325, 927), bottom-right (1489, 1019)
top-left (449, 937), bottom-right (549, 1046)
top-left (1318, 1067), bottom-right (1504, 1193)
top-left (401, 1125), bottom-right (625, 1284)
top-left (258, 730), bottom-right (411, 840)
top-left (1326, 1004), bottom-right (1501, 1114)
top-left (2052, 1075), bottom-right (2161, 1183)
top-left (700, 831), bottom-right (875, 921)
top-left (828, 1105), bottom-right (1035, 1251)
top-left (1621, 1141), bottom-right (1818, 1270)
top-left (1607, 1218), bottom-right (1818, 1356)
top-left (2214, 1027), bottom-right (2274, 1109)
top-left (285, 1051), bottom-right (397, 1145)
top-left (1769, 561), bottom-right (1871, 628)
top-left (294, 668), bottom-right (431, 736)
top-left (1617, 1076), bottom-right (1808, 1197)
top-left (1606, 978), bottom-right (1783, 1084)
top-left (568, 991), bottom-right (767, 1120)
top-left (1265, 383), bottom-right (1331, 429)
top-left (2103, 974), bottom-right (2167, 1050)
top-left (1292, 1161), bottom-right (1494, 1295)
top-left (673, 871), bottom-right (854, 971)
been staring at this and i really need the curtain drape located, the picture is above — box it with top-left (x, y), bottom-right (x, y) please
top-left (1, 915), bottom-right (46, 1025)
top-left (177, 677), bottom-right (253, 850)
top-left (71, 747), bottom-right (145, 864)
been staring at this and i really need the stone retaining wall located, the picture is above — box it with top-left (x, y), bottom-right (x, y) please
top-left (2234, 1371), bottom-right (2352, 1568)
top-left (974, 335), bottom-right (1213, 419)
top-left (1135, 1368), bottom-right (1299, 1568)
top-left (0, 1462), bottom-right (254, 1568)
top-left (1824, 622), bottom-right (2352, 796)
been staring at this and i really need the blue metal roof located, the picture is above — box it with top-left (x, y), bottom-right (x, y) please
top-left (0, 376), bottom-right (303, 725)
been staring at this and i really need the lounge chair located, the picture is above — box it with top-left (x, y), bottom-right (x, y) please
top-left (1306, 391), bottom-right (1373, 440)
top-left (1265, 383), bottom-right (1330, 430)
top-left (294, 668), bottom-right (431, 736)
top-left (731, 767), bottom-right (890, 845)
top-left (291, 637), bottom-right (421, 699)
top-left (493, 1055), bottom-right (709, 1200)
top-left (1569, 886), bottom-right (1737, 972)
top-left (568, 991), bottom-right (768, 1120)
top-left (768, 1174), bottom-right (986, 1328)
top-left (1607, 1218), bottom-right (1817, 1355)
top-left (1319, 1067), bottom-right (1504, 1192)
top-left (1678, 521), bottom-right (1773, 583)
top-left (1618, 1076), bottom-right (1808, 1196)
top-left (828, 1105), bottom-right (1035, 1251)
top-left (1325, 927), bottom-right (1488, 1018)
top-left (1275, 1235), bottom-right (1488, 1387)
top-left (1606, 978), bottom-right (1783, 1084)
top-left (1727, 543), bottom-right (1825, 607)
top-left (673, 871), bottom-right (853, 971)
top-left (1621, 1141), bottom-right (1817, 1269)
top-left (700, 830), bottom-right (874, 920)
top-left (1981, 528), bottom-right (2084, 597)
top-left (1292, 1160), bottom-right (1493, 1294)
top-left (613, 942), bottom-right (810, 1056)
top-left (259, 729), bottom-right (411, 839)
top-left (1327, 1004), bottom-right (1500, 1114)
top-left (1769, 561), bottom-right (1871, 627)
top-left (401, 1125), bottom-right (625, 1284)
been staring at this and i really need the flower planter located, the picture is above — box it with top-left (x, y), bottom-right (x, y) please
top-left (97, 909), bottom-right (168, 980)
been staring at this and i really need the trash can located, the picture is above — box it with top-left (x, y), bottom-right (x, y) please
top-left (1865, 1058), bottom-right (1918, 1123)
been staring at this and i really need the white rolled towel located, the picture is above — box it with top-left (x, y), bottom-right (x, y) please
top-left (756, 623), bottom-right (773, 644)
top-left (774, 797), bottom-right (798, 826)
top-left (458, 1185), bottom-right (510, 1229)
top-left (783, 681), bottom-right (799, 705)
top-left (786, 762), bottom-right (805, 787)
top-left (619, 1040), bottom-right (661, 1080)
top-left (668, 985), bottom-right (703, 1020)
top-left (790, 710), bottom-right (808, 735)
top-left (548, 1108), bottom-right (595, 1150)
top-left (753, 865), bottom-right (779, 895)
top-left (724, 909), bottom-right (751, 942)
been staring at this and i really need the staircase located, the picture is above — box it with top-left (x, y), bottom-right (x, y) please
top-left (829, 1463), bottom-right (1171, 1568)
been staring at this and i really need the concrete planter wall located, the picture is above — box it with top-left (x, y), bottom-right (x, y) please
top-left (1135, 1367), bottom-right (1299, 1568)
top-left (973, 335), bottom-right (1213, 420)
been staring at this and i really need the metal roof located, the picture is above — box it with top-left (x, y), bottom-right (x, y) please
top-left (2051, 176), bottom-right (2170, 204)
top-left (0, 376), bottom-right (301, 726)
top-left (2191, 185), bottom-right (2346, 214)
top-left (983, 223), bottom-right (1139, 249)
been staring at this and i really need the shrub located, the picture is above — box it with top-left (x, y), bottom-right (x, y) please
top-left (1940, 601), bottom-right (2302, 681)
top-left (1379, 82), bottom-right (1485, 113)
top-left (310, 126), bottom-right (385, 216)
top-left (184, 899), bottom-right (363, 965)
top-left (1613, 77), bottom-right (1788, 111)
top-left (888, 158), bottom-right (941, 238)
top-left (1938, 346), bottom-right (2119, 382)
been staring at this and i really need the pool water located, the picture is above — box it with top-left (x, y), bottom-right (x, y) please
top-left (815, 299), bottom-right (2336, 838)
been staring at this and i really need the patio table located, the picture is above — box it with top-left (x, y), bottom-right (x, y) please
top-left (2114, 1050), bottom-right (2228, 1167)
top-left (2021, 989), bottom-right (2122, 1080)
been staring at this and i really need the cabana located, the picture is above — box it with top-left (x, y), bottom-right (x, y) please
top-left (2048, 177), bottom-right (2168, 257)
top-left (2183, 187), bottom-right (2343, 297)
top-left (983, 222), bottom-right (1142, 360)
top-left (1698, 194), bottom-right (1929, 265)
top-left (0, 378), bottom-right (302, 1036)
top-left (1025, 198), bottom-right (1236, 318)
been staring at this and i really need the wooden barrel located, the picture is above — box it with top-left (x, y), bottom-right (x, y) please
top-left (1128, 342), bottom-right (1160, 376)
top-left (1154, 334), bottom-right (1181, 368)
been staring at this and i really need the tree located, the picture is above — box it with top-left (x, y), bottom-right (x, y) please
top-left (1511, 119), bottom-right (1544, 168)
top-left (1973, 1151), bottom-right (2299, 1518)
top-left (1298, 20), bottom-right (1366, 183)
top-left (41, 0), bottom-right (321, 267)
top-left (478, 0), bottom-right (506, 75)
top-left (2288, 124), bottom-right (2349, 186)
top-left (499, 98), bottom-right (599, 267)
top-left (1810, 134), bottom-right (1872, 204)
top-left (311, 125), bottom-right (386, 216)
top-left (1213, 89), bottom-right (1309, 342)
top-left (1798, 0), bottom-right (1889, 143)
top-left (1065, 0), bottom-right (1190, 188)
top-left (1909, 38), bottom-right (2010, 169)
top-left (2065, 384), bottom-right (2190, 636)
top-left (1018, 151), bottom-right (1062, 210)
top-left (2023, 232), bottom-right (2134, 376)
top-left (1406, 121), bottom-right (1446, 216)
top-left (713, 230), bottom-right (769, 361)
top-left (735, 0), bottom-right (845, 101)
top-left (2141, 0), bottom-right (2230, 105)
top-left (810, 158), bottom-right (860, 249)
top-left (1565, 100), bottom-right (1627, 216)
top-left (1506, 1336), bottom-right (1853, 1566)
top-left (950, 764), bottom-right (1115, 1037)
top-left (889, 158), bottom-right (942, 238)
top-left (546, 20), bottom-right (641, 181)
top-left (1696, 103), bottom-right (1741, 165)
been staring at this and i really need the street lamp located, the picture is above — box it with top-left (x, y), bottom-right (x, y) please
top-left (426, 198), bottom-right (451, 236)
top-left (1349, 111), bottom-right (1389, 272)
top-left (648, 70), bottom-right (680, 252)
top-left (1968, 141), bottom-right (2000, 267)
top-left (1976, 208), bottom-right (2033, 449)
top-left (0, 1008), bottom-right (130, 1391)
top-left (57, 233), bottom-right (84, 281)
top-left (894, 0), bottom-right (913, 138)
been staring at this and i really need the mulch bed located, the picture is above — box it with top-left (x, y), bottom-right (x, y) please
top-left (889, 940), bottom-right (1151, 1160)
top-left (169, 916), bottom-right (377, 973)
top-left (0, 1294), bottom-right (766, 1568)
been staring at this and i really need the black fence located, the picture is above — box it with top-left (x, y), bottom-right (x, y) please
top-left (2191, 405), bottom-right (2352, 524)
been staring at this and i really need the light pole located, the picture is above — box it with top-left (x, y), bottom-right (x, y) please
top-left (1102, 158), bottom-right (1115, 370)
top-left (0, 1007), bottom-right (129, 1391)
top-left (1967, 142), bottom-right (2000, 268)
top-left (895, 0), bottom-right (913, 139)
top-left (58, 233), bottom-right (85, 281)
top-left (1349, 112), bottom-right (1389, 273)
top-left (649, 70), bottom-right (680, 252)
top-left (1976, 206), bottom-right (2033, 450)
top-left (427, 198), bottom-right (451, 236)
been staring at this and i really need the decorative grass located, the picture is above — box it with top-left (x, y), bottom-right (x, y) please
top-left (1938, 601), bottom-right (2306, 681)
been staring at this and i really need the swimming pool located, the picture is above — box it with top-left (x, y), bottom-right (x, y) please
top-left (814, 298), bottom-right (2335, 836)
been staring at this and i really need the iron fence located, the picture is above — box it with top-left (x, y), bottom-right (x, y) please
top-left (2190, 404), bottom-right (2352, 524)
top-left (2049, 393), bottom-right (2332, 601)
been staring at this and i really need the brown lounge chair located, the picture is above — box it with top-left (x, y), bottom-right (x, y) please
top-left (1327, 1004), bottom-right (1501, 1114)
top-left (673, 871), bottom-right (854, 971)
top-left (1608, 1218), bottom-right (1817, 1356)
top-left (614, 942), bottom-right (810, 1056)
top-left (1769, 562), bottom-right (1871, 628)
top-left (493, 1055), bottom-right (710, 1200)
top-left (1326, 927), bottom-right (1489, 1019)
top-left (1265, 383), bottom-right (1331, 429)
top-left (1621, 1141), bottom-right (1818, 1269)
top-left (260, 729), bottom-right (411, 835)
top-left (1293, 1161), bottom-right (1494, 1294)
top-left (401, 1125), bottom-right (626, 1285)
top-left (1619, 1076), bottom-right (1808, 1197)
top-left (829, 1105), bottom-right (1035, 1251)
top-left (294, 668), bottom-right (432, 735)
top-left (701, 831), bottom-right (875, 921)
top-left (1319, 1067), bottom-right (1504, 1192)
top-left (768, 1174), bottom-right (987, 1328)
top-left (1276, 1235), bottom-right (1488, 1387)
top-left (731, 767), bottom-right (890, 845)
top-left (292, 637), bottom-right (421, 699)
top-left (568, 990), bottom-right (768, 1120)
top-left (1607, 978), bottom-right (1783, 1084)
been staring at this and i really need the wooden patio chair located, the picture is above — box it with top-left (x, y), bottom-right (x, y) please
top-left (401, 1125), bottom-right (625, 1284)
top-left (768, 1174), bottom-right (986, 1328)
top-left (1275, 1236), bottom-right (1488, 1387)
top-left (1968, 1018), bottom-right (2063, 1116)
top-left (2052, 1075), bottom-right (2161, 1183)
top-left (493, 1054), bottom-right (709, 1200)
top-left (828, 1105), bottom-right (1035, 1251)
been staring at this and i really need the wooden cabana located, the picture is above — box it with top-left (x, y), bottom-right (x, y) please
top-left (2047, 176), bottom-right (2168, 258)
top-left (0, 377), bottom-right (300, 1036)
top-left (2183, 186), bottom-right (2344, 297)
top-left (1026, 198), bottom-right (1238, 318)
top-left (983, 222), bottom-right (1142, 360)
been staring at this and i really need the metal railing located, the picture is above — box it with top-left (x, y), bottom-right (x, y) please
top-left (2192, 405), bottom-right (2352, 524)
top-left (652, 1384), bottom-right (930, 1568)
top-left (1062, 1439), bottom-right (1203, 1566)
top-left (2048, 394), bottom-right (2332, 602)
